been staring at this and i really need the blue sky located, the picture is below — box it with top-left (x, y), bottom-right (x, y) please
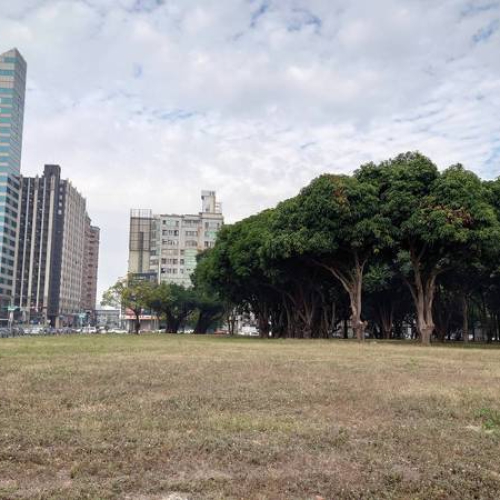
top-left (0, 0), bottom-right (499, 299)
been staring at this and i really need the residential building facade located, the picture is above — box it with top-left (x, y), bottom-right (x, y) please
top-left (14, 164), bottom-right (100, 325)
top-left (82, 219), bottom-right (100, 312)
top-left (0, 48), bottom-right (27, 313)
top-left (129, 190), bottom-right (223, 287)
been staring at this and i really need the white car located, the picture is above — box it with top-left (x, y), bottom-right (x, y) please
top-left (80, 326), bottom-right (97, 333)
top-left (239, 325), bottom-right (259, 336)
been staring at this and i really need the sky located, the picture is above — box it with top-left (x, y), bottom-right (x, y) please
top-left (1, 0), bottom-right (499, 301)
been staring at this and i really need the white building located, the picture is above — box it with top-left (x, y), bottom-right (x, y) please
top-left (128, 191), bottom-right (223, 287)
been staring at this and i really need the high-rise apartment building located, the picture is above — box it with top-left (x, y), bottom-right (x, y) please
top-left (129, 191), bottom-right (223, 287)
top-left (82, 218), bottom-right (100, 312)
top-left (14, 165), bottom-right (100, 326)
top-left (0, 48), bottom-right (27, 312)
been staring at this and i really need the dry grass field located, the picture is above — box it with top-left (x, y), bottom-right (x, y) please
top-left (0, 335), bottom-right (499, 500)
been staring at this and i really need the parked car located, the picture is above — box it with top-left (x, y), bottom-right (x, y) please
top-left (79, 326), bottom-right (97, 333)
top-left (239, 325), bottom-right (259, 336)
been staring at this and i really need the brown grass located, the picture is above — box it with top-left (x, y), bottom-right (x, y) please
top-left (0, 335), bottom-right (499, 499)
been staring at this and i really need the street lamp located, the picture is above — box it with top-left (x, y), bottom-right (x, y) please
top-left (7, 302), bottom-right (18, 335)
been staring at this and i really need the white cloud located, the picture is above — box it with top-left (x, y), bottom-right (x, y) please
top-left (0, 0), bottom-right (499, 299)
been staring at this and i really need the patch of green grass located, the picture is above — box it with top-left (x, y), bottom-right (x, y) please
top-left (477, 407), bottom-right (500, 431)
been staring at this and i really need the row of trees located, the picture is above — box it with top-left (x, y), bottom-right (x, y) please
top-left (102, 277), bottom-right (226, 334)
top-left (194, 152), bottom-right (500, 343)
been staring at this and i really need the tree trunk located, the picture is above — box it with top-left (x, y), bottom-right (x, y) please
top-left (284, 302), bottom-right (294, 338)
top-left (165, 312), bottom-right (180, 333)
top-left (413, 294), bottom-right (434, 344)
top-left (480, 295), bottom-right (490, 342)
top-left (258, 314), bottom-right (270, 338)
top-left (134, 312), bottom-right (141, 334)
top-left (407, 253), bottom-right (436, 345)
top-left (349, 267), bottom-right (365, 342)
top-left (461, 292), bottom-right (469, 343)
top-left (227, 307), bottom-right (237, 336)
top-left (194, 312), bottom-right (210, 333)
top-left (297, 287), bottom-right (313, 339)
top-left (417, 285), bottom-right (435, 344)
top-left (378, 302), bottom-right (393, 339)
top-left (420, 325), bottom-right (432, 344)
top-left (257, 302), bottom-right (270, 338)
top-left (314, 253), bottom-right (366, 342)
top-left (329, 302), bottom-right (337, 338)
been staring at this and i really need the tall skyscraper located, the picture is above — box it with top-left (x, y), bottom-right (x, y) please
top-left (0, 48), bottom-right (27, 313)
top-left (14, 164), bottom-right (100, 326)
top-left (129, 191), bottom-right (223, 287)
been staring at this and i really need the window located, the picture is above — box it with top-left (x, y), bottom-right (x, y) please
top-left (164, 219), bottom-right (179, 227)
top-left (163, 249), bottom-right (177, 256)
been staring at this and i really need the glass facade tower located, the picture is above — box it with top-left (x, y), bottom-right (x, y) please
top-left (0, 48), bottom-right (27, 311)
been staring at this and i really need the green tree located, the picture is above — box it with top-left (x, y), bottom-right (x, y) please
top-left (102, 276), bottom-right (154, 334)
top-left (268, 174), bottom-right (392, 340)
top-left (359, 153), bottom-right (500, 343)
top-left (200, 211), bottom-right (278, 337)
top-left (149, 282), bottom-right (198, 333)
top-left (190, 250), bottom-right (226, 334)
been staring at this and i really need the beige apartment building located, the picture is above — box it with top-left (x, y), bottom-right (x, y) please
top-left (129, 191), bottom-right (223, 287)
top-left (82, 218), bottom-right (100, 312)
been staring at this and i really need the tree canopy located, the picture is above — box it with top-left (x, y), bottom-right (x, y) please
top-left (196, 152), bottom-right (500, 343)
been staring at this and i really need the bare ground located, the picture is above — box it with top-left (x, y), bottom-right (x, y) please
top-left (0, 335), bottom-right (499, 499)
